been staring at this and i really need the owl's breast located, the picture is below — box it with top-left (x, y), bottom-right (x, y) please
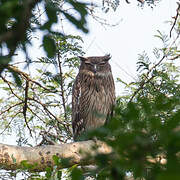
top-left (82, 77), bottom-right (112, 124)
top-left (81, 72), bottom-right (114, 107)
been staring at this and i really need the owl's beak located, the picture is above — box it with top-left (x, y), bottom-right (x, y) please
top-left (93, 65), bottom-right (97, 73)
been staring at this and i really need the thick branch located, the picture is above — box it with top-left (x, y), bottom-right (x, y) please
top-left (0, 140), bottom-right (167, 172)
top-left (0, 140), bottom-right (112, 172)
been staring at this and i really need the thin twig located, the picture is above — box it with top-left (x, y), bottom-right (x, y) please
top-left (57, 52), bottom-right (72, 136)
top-left (170, 2), bottom-right (180, 38)
top-left (0, 111), bottom-right (22, 135)
top-left (57, 52), bottom-right (68, 122)
top-left (170, 54), bottom-right (180, 60)
top-left (129, 55), bottom-right (166, 102)
top-left (7, 65), bottom-right (58, 93)
top-left (0, 75), bottom-right (22, 100)
top-left (37, 131), bottom-right (64, 146)
top-left (28, 97), bottom-right (58, 120)
top-left (28, 97), bottom-right (70, 135)
top-left (129, 75), bottom-right (155, 102)
top-left (27, 105), bottom-right (46, 123)
top-left (23, 80), bottom-right (33, 137)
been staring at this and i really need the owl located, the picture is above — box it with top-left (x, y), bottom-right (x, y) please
top-left (72, 54), bottom-right (115, 141)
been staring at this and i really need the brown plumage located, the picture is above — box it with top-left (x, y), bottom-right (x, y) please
top-left (72, 54), bottom-right (115, 141)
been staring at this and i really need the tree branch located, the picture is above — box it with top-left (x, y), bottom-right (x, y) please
top-left (170, 2), bottom-right (180, 38)
top-left (0, 140), bottom-right (112, 172)
top-left (7, 65), bottom-right (58, 93)
top-left (0, 140), bottom-right (168, 173)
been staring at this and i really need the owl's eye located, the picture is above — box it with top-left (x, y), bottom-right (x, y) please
top-left (85, 61), bottom-right (93, 66)
top-left (98, 61), bottom-right (107, 66)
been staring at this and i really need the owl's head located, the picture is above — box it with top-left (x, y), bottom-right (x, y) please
top-left (79, 54), bottom-right (112, 75)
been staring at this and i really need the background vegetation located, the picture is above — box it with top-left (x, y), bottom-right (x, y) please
top-left (0, 0), bottom-right (180, 179)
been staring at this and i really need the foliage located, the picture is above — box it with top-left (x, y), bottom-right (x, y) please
top-left (102, 0), bottom-right (162, 12)
top-left (0, 0), bottom-right (88, 83)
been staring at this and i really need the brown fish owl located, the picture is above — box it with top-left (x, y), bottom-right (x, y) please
top-left (72, 54), bottom-right (115, 141)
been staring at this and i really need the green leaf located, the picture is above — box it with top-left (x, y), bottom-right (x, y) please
top-left (52, 155), bottom-right (61, 165)
top-left (45, 167), bottom-right (52, 178)
top-left (71, 167), bottom-right (83, 180)
top-left (41, 2), bottom-right (58, 31)
top-left (20, 160), bottom-right (37, 170)
top-left (11, 155), bottom-right (16, 164)
top-left (43, 35), bottom-right (56, 58)
top-left (62, 11), bottom-right (88, 33)
top-left (57, 171), bottom-right (62, 179)
top-left (45, 2), bottom-right (57, 23)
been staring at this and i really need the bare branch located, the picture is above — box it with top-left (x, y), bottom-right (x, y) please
top-left (0, 102), bottom-right (23, 115)
top-left (0, 140), bottom-right (168, 172)
top-left (23, 80), bottom-right (33, 137)
top-left (0, 141), bottom-right (112, 172)
top-left (170, 2), bottom-right (180, 38)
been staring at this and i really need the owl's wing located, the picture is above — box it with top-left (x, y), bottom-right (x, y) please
top-left (105, 75), bottom-right (116, 125)
top-left (72, 74), bottom-right (85, 140)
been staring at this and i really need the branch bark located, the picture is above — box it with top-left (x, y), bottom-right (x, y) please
top-left (0, 140), bottom-right (112, 172)
top-left (0, 140), bottom-right (167, 173)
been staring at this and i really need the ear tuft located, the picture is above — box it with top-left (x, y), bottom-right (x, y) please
top-left (79, 56), bottom-right (87, 61)
top-left (103, 54), bottom-right (111, 61)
